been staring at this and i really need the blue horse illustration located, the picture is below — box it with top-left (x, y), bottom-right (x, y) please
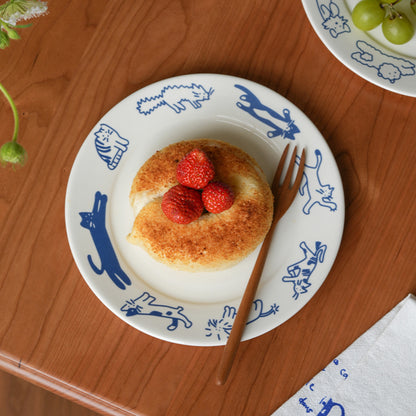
top-left (79, 191), bottom-right (131, 290)
top-left (234, 84), bottom-right (300, 140)
top-left (296, 149), bottom-right (337, 215)
top-left (282, 241), bottom-right (327, 300)
top-left (316, 0), bottom-right (350, 38)
top-left (120, 292), bottom-right (192, 331)
top-left (137, 83), bottom-right (214, 115)
top-left (93, 124), bottom-right (129, 170)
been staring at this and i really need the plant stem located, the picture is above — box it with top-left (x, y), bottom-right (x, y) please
top-left (0, 81), bottom-right (19, 142)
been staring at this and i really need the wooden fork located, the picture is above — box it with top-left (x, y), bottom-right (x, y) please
top-left (216, 144), bottom-right (306, 386)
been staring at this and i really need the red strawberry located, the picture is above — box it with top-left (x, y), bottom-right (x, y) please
top-left (161, 184), bottom-right (204, 224)
top-left (176, 148), bottom-right (215, 189)
top-left (202, 182), bottom-right (234, 214)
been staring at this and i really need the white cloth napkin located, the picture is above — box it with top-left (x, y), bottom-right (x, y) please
top-left (272, 294), bottom-right (416, 416)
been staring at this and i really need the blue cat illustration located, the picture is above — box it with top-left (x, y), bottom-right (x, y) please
top-left (296, 149), bottom-right (337, 215)
top-left (93, 124), bottom-right (129, 170)
top-left (137, 83), bottom-right (214, 115)
top-left (205, 300), bottom-right (279, 341)
top-left (282, 241), bottom-right (327, 300)
top-left (79, 191), bottom-right (131, 290)
top-left (234, 84), bottom-right (300, 140)
top-left (121, 292), bottom-right (192, 331)
top-left (316, 0), bottom-right (350, 38)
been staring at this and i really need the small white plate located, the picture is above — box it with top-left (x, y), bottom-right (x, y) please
top-left (302, 0), bottom-right (416, 97)
top-left (65, 74), bottom-right (345, 346)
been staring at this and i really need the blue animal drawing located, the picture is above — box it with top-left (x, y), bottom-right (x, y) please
top-left (234, 84), bottom-right (300, 140)
top-left (351, 40), bottom-right (415, 84)
top-left (296, 149), bottom-right (337, 215)
top-left (282, 241), bottom-right (327, 300)
top-left (120, 292), bottom-right (192, 331)
top-left (137, 83), bottom-right (214, 115)
top-left (79, 191), bottom-right (131, 290)
top-left (93, 124), bottom-right (129, 170)
top-left (316, 0), bottom-right (350, 38)
top-left (317, 398), bottom-right (345, 416)
top-left (205, 300), bottom-right (279, 341)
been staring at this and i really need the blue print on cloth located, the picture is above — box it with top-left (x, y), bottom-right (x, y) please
top-left (296, 149), bottom-right (337, 215)
top-left (137, 83), bottom-right (214, 115)
top-left (79, 191), bottom-right (131, 290)
top-left (317, 398), bottom-right (345, 415)
top-left (282, 241), bottom-right (327, 300)
top-left (94, 123), bottom-right (129, 170)
top-left (351, 40), bottom-right (415, 84)
top-left (234, 84), bottom-right (300, 140)
top-left (205, 300), bottom-right (279, 341)
top-left (120, 292), bottom-right (192, 331)
top-left (315, 0), bottom-right (350, 38)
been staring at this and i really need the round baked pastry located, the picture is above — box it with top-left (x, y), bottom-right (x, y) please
top-left (127, 139), bottom-right (273, 271)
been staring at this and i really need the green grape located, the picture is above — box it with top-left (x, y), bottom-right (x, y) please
top-left (352, 0), bottom-right (385, 31)
top-left (382, 13), bottom-right (414, 44)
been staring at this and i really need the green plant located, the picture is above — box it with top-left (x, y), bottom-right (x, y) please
top-left (0, 0), bottom-right (47, 167)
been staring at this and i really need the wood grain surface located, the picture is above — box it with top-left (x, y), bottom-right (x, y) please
top-left (0, 1), bottom-right (415, 415)
top-left (0, 370), bottom-right (99, 416)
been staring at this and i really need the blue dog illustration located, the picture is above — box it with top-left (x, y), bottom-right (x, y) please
top-left (79, 191), bottom-right (131, 290)
top-left (316, 0), bottom-right (350, 38)
top-left (235, 84), bottom-right (300, 140)
top-left (137, 83), bottom-right (214, 115)
top-left (351, 40), bottom-right (415, 84)
top-left (121, 292), bottom-right (192, 331)
top-left (93, 124), bottom-right (129, 170)
top-left (282, 241), bottom-right (327, 300)
top-left (296, 149), bottom-right (337, 215)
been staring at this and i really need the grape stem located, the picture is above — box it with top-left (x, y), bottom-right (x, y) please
top-left (380, 2), bottom-right (402, 19)
top-left (0, 82), bottom-right (19, 143)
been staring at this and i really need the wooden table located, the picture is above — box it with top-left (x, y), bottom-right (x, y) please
top-left (1, 1), bottom-right (415, 415)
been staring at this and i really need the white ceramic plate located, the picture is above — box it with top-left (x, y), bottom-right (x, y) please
top-left (302, 0), bottom-right (416, 97)
top-left (65, 74), bottom-right (344, 346)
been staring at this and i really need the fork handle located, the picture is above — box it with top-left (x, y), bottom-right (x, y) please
top-left (215, 219), bottom-right (278, 385)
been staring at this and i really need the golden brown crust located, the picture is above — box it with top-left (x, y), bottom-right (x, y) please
top-left (128, 139), bottom-right (273, 271)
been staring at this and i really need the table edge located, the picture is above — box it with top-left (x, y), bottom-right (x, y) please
top-left (0, 351), bottom-right (141, 416)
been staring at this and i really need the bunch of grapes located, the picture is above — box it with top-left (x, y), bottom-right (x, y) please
top-left (352, 0), bottom-right (416, 44)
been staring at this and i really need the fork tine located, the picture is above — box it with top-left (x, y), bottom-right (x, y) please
top-left (282, 146), bottom-right (298, 189)
top-left (292, 148), bottom-right (306, 190)
top-left (271, 144), bottom-right (290, 190)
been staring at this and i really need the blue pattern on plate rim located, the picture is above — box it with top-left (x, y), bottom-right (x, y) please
top-left (120, 292), bottom-right (192, 331)
top-left (205, 300), bottom-right (280, 341)
top-left (79, 191), bottom-right (132, 290)
top-left (296, 149), bottom-right (338, 215)
top-left (136, 83), bottom-right (214, 115)
top-left (93, 123), bottom-right (129, 170)
top-left (315, 0), bottom-right (350, 38)
top-left (282, 241), bottom-right (327, 300)
top-left (351, 40), bottom-right (415, 84)
top-left (234, 84), bottom-right (300, 140)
